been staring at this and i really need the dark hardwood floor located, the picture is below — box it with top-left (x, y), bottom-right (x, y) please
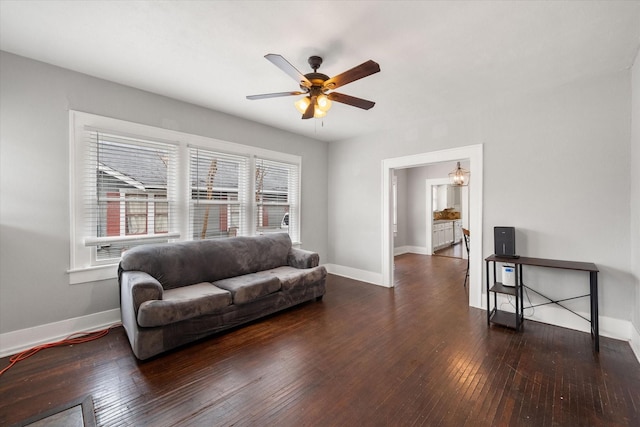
top-left (1, 254), bottom-right (639, 426)
top-left (434, 241), bottom-right (464, 258)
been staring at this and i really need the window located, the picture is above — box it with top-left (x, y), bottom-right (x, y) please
top-left (255, 158), bottom-right (299, 238)
top-left (190, 147), bottom-right (249, 240)
top-left (69, 111), bottom-right (301, 283)
top-left (79, 131), bottom-right (179, 264)
top-left (125, 194), bottom-right (148, 235)
top-left (154, 195), bottom-right (169, 233)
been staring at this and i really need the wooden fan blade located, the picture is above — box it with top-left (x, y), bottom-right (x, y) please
top-left (323, 60), bottom-right (380, 90)
top-left (327, 92), bottom-right (376, 110)
top-left (302, 96), bottom-right (316, 119)
top-left (265, 54), bottom-right (312, 88)
top-left (246, 91), bottom-right (305, 100)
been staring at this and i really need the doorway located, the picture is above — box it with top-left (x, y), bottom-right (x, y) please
top-left (382, 144), bottom-right (483, 309)
top-left (426, 178), bottom-right (469, 260)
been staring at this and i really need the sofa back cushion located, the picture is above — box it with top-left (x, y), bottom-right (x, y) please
top-left (119, 233), bottom-right (292, 289)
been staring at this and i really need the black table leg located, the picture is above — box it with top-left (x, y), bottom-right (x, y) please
top-left (486, 260), bottom-right (490, 325)
top-left (590, 271), bottom-right (599, 352)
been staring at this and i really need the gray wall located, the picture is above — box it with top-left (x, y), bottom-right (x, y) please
top-left (328, 69), bottom-right (635, 327)
top-left (0, 52), bottom-right (328, 333)
top-left (1, 48), bottom-right (638, 347)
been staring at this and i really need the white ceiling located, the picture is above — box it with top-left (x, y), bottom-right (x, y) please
top-left (1, 1), bottom-right (639, 142)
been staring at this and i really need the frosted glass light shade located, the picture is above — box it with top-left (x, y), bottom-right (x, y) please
top-left (316, 94), bottom-right (332, 112)
top-left (294, 97), bottom-right (311, 114)
top-left (449, 162), bottom-right (470, 186)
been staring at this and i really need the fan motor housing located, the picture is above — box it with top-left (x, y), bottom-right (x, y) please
top-left (301, 56), bottom-right (330, 91)
top-left (302, 73), bottom-right (329, 90)
top-left (308, 55), bottom-right (323, 70)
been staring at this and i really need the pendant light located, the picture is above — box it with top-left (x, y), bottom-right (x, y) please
top-left (449, 162), bottom-right (470, 186)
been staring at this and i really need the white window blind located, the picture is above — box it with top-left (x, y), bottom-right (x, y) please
top-left (69, 111), bottom-right (303, 282)
top-left (82, 131), bottom-right (179, 262)
top-left (255, 157), bottom-right (300, 243)
top-left (190, 147), bottom-right (249, 240)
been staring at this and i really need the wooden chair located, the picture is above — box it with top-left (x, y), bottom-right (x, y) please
top-left (462, 228), bottom-right (470, 288)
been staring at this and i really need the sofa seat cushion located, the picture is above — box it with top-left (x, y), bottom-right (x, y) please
top-left (213, 271), bottom-right (281, 304)
top-left (137, 282), bottom-right (231, 327)
top-left (268, 266), bottom-right (327, 291)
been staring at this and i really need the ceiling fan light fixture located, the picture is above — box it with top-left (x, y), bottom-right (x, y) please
top-left (316, 94), bottom-right (332, 112)
top-left (295, 94), bottom-right (331, 118)
top-left (313, 109), bottom-right (327, 118)
top-left (294, 96), bottom-right (311, 114)
top-left (248, 54), bottom-right (380, 120)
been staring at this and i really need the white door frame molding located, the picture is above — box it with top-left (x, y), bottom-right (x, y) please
top-left (382, 144), bottom-right (484, 309)
top-left (425, 178), bottom-right (450, 255)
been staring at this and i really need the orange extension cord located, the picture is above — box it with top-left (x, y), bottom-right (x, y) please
top-left (0, 323), bottom-right (122, 377)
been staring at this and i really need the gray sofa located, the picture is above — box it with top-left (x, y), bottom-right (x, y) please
top-left (118, 233), bottom-right (326, 360)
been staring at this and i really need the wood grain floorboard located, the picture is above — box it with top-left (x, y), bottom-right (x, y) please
top-left (1, 253), bottom-right (639, 426)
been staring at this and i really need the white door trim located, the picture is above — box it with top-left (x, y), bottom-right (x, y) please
top-left (425, 178), bottom-right (450, 255)
top-left (382, 144), bottom-right (484, 309)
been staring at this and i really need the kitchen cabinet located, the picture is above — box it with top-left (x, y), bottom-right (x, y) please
top-left (447, 186), bottom-right (460, 208)
top-left (444, 222), bottom-right (454, 245)
top-left (437, 185), bottom-right (462, 211)
top-left (433, 220), bottom-right (455, 250)
top-left (433, 223), bottom-right (444, 248)
top-left (454, 220), bottom-right (462, 243)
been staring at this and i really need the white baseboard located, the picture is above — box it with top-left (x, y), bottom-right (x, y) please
top-left (524, 305), bottom-right (630, 341)
top-left (324, 263), bottom-right (387, 287)
top-left (630, 324), bottom-right (640, 364)
top-left (0, 308), bottom-right (121, 358)
top-left (394, 246), bottom-right (429, 256)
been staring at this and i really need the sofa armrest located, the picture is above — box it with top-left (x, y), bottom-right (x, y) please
top-left (288, 248), bottom-right (320, 269)
top-left (121, 270), bottom-right (164, 313)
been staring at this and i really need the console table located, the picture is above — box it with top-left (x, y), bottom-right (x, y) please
top-left (485, 255), bottom-right (600, 352)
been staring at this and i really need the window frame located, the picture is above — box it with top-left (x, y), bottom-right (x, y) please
top-left (68, 111), bottom-right (301, 284)
top-left (254, 157), bottom-right (299, 238)
top-left (188, 145), bottom-right (250, 241)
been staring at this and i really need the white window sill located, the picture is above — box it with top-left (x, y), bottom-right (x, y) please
top-left (68, 264), bottom-right (118, 285)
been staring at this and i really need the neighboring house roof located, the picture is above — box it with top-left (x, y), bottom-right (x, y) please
top-left (190, 154), bottom-right (242, 190)
top-left (97, 135), bottom-right (170, 190)
top-left (97, 138), bottom-right (289, 193)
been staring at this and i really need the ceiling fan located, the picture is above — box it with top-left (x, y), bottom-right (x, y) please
top-left (246, 54), bottom-right (381, 119)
